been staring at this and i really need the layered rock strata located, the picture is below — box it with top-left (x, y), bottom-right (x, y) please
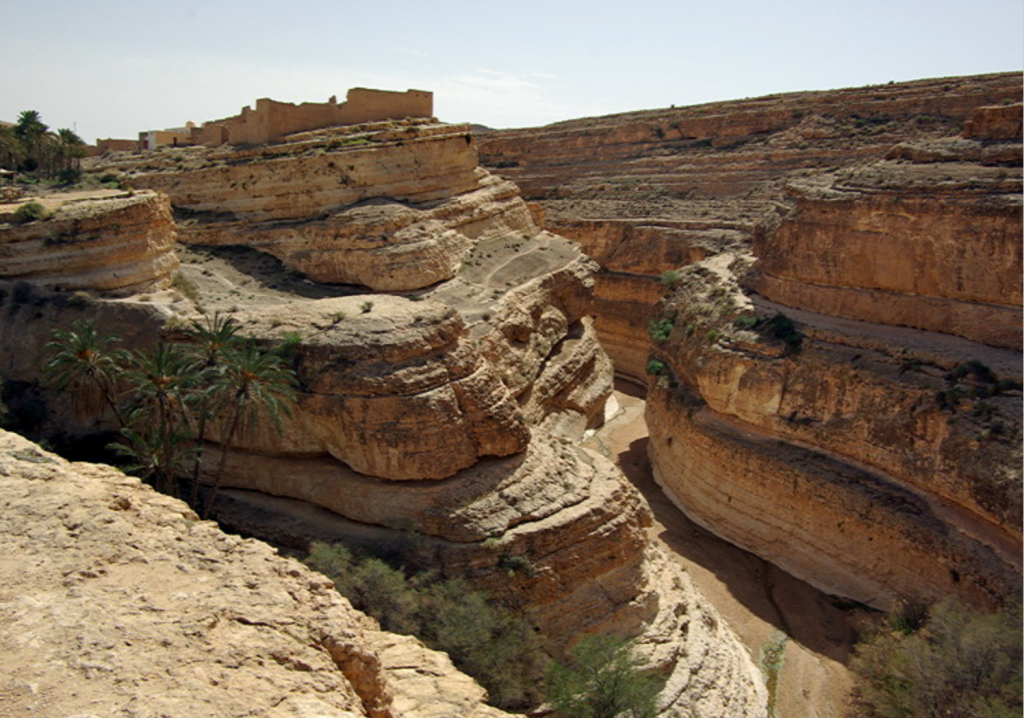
top-left (0, 428), bottom-right (512, 718)
top-left (0, 190), bottom-right (178, 296)
top-left (645, 241), bottom-right (1022, 610)
top-left (102, 121), bottom-right (534, 291)
top-left (30, 121), bottom-right (771, 715)
top-left (478, 72), bottom-right (1023, 381)
top-left (750, 130), bottom-right (1022, 349)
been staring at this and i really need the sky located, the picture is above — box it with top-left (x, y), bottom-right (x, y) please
top-left (1, 0), bottom-right (1021, 144)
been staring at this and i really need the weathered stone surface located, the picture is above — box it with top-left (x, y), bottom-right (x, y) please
top-left (101, 121), bottom-right (534, 291)
top-left (199, 295), bottom-right (531, 480)
top-left (645, 255), bottom-right (1022, 610)
top-left (0, 190), bottom-right (178, 296)
top-left (0, 429), bottom-right (512, 718)
top-left (963, 102), bottom-right (1023, 140)
top-left (750, 152), bottom-right (1023, 349)
top-left (211, 430), bottom-right (769, 717)
top-left (478, 72), bottom-right (1023, 382)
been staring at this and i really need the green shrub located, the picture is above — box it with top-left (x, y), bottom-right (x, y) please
top-left (646, 359), bottom-right (667, 376)
top-left (761, 312), bottom-right (803, 352)
top-left (659, 270), bottom-right (681, 288)
top-left (545, 634), bottom-right (663, 718)
top-left (14, 201), bottom-right (53, 223)
top-left (306, 541), bottom-right (546, 710)
top-left (58, 167), bottom-right (82, 185)
top-left (733, 314), bottom-right (759, 330)
top-left (648, 317), bottom-right (674, 344)
top-left (850, 599), bottom-right (1022, 718)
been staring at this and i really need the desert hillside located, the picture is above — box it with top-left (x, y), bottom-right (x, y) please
top-left (0, 72), bottom-right (1020, 717)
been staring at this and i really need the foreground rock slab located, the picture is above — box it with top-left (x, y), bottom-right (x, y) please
top-left (0, 429), bottom-right (511, 718)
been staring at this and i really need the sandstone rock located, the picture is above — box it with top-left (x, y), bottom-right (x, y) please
top-left (0, 429), bottom-right (513, 718)
top-left (644, 255), bottom-right (1022, 610)
top-left (477, 72), bottom-right (1023, 382)
top-left (198, 295), bottom-right (530, 480)
top-left (963, 102), bottom-right (1023, 140)
top-left (210, 429), bottom-right (770, 717)
top-left (750, 159), bottom-right (1023, 349)
top-left (102, 122), bottom-right (535, 291)
top-left (0, 190), bottom-right (179, 296)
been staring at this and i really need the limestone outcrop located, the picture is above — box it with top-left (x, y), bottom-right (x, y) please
top-left (643, 235), bottom-right (1021, 610)
top-left (478, 72), bottom-right (1023, 382)
top-left (749, 139), bottom-right (1022, 350)
top-left (2, 113), bottom-right (773, 716)
top-left (102, 121), bottom-right (534, 291)
top-left (473, 73), bottom-right (1023, 614)
top-left (0, 428), bottom-right (512, 718)
top-left (0, 190), bottom-right (178, 296)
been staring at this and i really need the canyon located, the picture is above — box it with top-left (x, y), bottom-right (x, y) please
top-left (478, 73), bottom-right (1022, 613)
top-left (0, 71), bottom-right (1020, 716)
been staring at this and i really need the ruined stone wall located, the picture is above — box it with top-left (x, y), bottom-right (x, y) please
top-left (196, 88), bottom-right (434, 147)
top-left (92, 138), bottom-right (137, 155)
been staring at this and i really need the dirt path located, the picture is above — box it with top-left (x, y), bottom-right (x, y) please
top-left (584, 381), bottom-right (867, 718)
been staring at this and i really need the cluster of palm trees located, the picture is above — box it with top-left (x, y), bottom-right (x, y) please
top-left (44, 314), bottom-right (297, 518)
top-left (0, 110), bottom-right (87, 181)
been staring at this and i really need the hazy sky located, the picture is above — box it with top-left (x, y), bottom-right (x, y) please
top-left (2, 0), bottom-right (1021, 143)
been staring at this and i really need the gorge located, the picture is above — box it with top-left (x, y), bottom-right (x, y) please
top-left (0, 72), bottom-right (1021, 717)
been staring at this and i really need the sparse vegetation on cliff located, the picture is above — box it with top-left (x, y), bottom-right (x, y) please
top-left (306, 541), bottom-right (545, 711)
top-left (850, 599), bottom-right (1022, 718)
top-left (43, 316), bottom-right (297, 516)
top-left (545, 633), bottom-right (664, 718)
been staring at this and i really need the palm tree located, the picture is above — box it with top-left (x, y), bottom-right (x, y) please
top-left (56, 128), bottom-right (86, 179)
top-left (120, 342), bottom-right (197, 495)
top-left (44, 320), bottom-right (128, 427)
top-left (14, 110), bottom-right (48, 173)
top-left (201, 339), bottom-right (296, 518)
top-left (0, 124), bottom-right (24, 171)
top-left (182, 313), bottom-right (242, 507)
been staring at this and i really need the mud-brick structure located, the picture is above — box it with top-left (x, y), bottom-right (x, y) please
top-left (192, 88), bottom-right (433, 147)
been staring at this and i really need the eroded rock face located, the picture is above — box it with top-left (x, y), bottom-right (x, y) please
top-left (211, 295), bottom-right (530, 480)
top-left (645, 255), bottom-right (1022, 610)
top-left (750, 144), bottom-right (1022, 349)
top-left (0, 190), bottom-right (179, 296)
top-left (212, 431), bottom-right (769, 717)
top-left (478, 72), bottom-right (1023, 382)
top-left (20, 116), bottom-right (774, 716)
top-left (103, 121), bottom-right (534, 292)
top-left (0, 429), bottom-right (512, 718)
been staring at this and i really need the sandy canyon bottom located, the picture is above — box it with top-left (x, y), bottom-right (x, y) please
top-left (583, 381), bottom-right (868, 718)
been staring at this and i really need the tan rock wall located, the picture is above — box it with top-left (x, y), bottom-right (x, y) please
top-left (963, 103), bottom-right (1023, 139)
top-left (645, 256), bottom-right (1022, 609)
top-left (213, 433), bottom-right (770, 717)
top-left (140, 124), bottom-right (480, 223)
top-left (122, 123), bottom-right (536, 291)
top-left (0, 429), bottom-right (511, 718)
top-left (646, 391), bottom-right (1018, 610)
top-left (208, 296), bottom-right (531, 481)
top-left (752, 171), bottom-right (1023, 348)
top-left (0, 191), bottom-right (178, 296)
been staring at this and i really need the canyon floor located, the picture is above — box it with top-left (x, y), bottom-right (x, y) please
top-left (584, 381), bottom-right (870, 718)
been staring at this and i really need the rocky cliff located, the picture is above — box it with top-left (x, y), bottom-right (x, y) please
top-left (103, 121), bottom-right (534, 292)
top-left (0, 190), bottom-right (178, 297)
top-left (476, 75), bottom-right (1022, 613)
top-left (0, 428), bottom-right (512, 718)
top-left (479, 72), bottom-right (1023, 382)
top-left (0, 118), bottom-right (770, 715)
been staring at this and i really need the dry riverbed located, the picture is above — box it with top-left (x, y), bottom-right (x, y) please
top-left (584, 380), bottom-right (871, 718)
